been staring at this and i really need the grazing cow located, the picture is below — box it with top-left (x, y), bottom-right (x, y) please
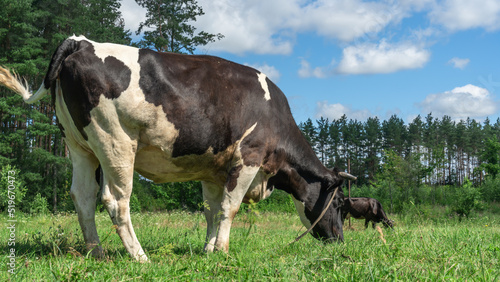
top-left (342, 197), bottom-right (394, 229)
top-left (0, 36), bottom-right (355, 262)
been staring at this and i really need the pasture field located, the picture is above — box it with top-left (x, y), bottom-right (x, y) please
top-left (2, 208), bottom-right (500, 281)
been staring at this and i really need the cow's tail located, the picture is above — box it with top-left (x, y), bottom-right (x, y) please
top-left (0, 37), bottom-right (83, 104)
top-left (0, 66), bottom-right (46, 103)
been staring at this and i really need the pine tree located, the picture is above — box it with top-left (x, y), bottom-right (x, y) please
top-left (363, 117), bottom-right (382, 183)
top-left (136, 0), bottom-right (223, 53)
top-left (315, 117), bottom-right (329, 164)
top-left (298, 118), bottom-right (316, 147)
top-left (480, 138), bottom-right (500, 179)
top-left (382, 115), bottom-right (407, 155)
top-left (327, 119), bottom-right (341, 168)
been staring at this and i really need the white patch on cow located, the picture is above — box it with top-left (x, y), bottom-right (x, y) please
top-left (93, 43), bottom-right (139, 64)
top-left (292, 195), bottom-right (312, 229)
top-left (257, 72), bottom-right (271, 101)
top-left (68, 34), bottom-right (88, 42)
top-left (240, 122), bottom-right (257, 145)
top-left (71, 36), bottom-right (139, 64)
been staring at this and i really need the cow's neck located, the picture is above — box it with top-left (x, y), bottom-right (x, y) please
top-left (270, 136), bottom-right (331, 202)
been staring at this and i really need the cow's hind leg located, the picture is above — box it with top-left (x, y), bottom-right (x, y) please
top-left (100, 164), bottom-right (147, 262)
top-left (84, 109), bottom-right (147, 261)
top-left (202, 181), bottom-right (223, 252)
top-left (215, 165), bottom-right (260, 252)
top-left (68, 147), bottom-right (103, 258)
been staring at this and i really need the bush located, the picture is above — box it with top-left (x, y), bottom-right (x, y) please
top-left (480, 177), bottom-right (500, 202)
top-left (28, 193), bottom-right (50, 215)
top-left (0, 165), bottom-right (27, 212)
top-left (452, 178), bottom-right (482, 218)
top-left (248, 189), bottom-right (296, 213)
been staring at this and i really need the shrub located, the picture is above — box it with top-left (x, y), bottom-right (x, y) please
top-left (28, 193), bottom-right (50, 215)
top-left (0, 165), bottom-right (27, 212)
top-left (249, 189), bottom-right (296, 213)
top-left (480, 177), bottom-right (500, 202)
top-left (452, 178), bottom-right (482, 218)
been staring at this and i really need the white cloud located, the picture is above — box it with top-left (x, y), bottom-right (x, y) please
top-left (430, 0), bottom-right (500, 31)
top-left (298, 59), bottom-right (335, 78)
top-left (245, 63), bottom-right (281, 82)
top-left (336, 40), bottom-right (430, 74)
top-left (418, 84), bottom-right (499, 120)
top-left (448, 57), bottom-right (470, 69)
top-left (316, 101), bottom-right (373, 121)
top-left (293, 0), bottom-right (402, 42)
top-left (194, 0), bottom-right (297, 55)
top-left (194, 0), bottom-right (414, 55)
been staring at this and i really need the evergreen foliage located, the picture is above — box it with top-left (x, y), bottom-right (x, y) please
top-left (135, 0), bottom-right (223, 53)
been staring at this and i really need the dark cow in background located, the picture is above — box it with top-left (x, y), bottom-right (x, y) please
top-left (342, 197), bottom-right (394, 229)
top-left (0, 36), bottom-right (356, 262)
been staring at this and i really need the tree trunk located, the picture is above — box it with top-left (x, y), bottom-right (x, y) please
top-left (53, 165), bottom-right (58, 213)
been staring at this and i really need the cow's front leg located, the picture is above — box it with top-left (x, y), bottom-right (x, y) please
top-left (202, 181), bottom-right (223, 252)
top-left (215, 165), bottom-right (260, 252)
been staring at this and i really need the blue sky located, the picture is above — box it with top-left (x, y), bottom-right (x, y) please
top-left (120, 0), bottom-right (500, 124)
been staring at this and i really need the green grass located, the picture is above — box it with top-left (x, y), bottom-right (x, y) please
top-left (2, 209), bottom-right (500, 281)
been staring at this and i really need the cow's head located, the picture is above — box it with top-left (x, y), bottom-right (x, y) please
top-left (292, 168), bottom-right (355, 242)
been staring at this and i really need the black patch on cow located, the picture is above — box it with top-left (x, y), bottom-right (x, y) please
top-left (226, 165), bottom-right (243, 192)
top-left (137, 49), bottom-right (267, 158)
top-left (59, 44), bottom-right (131, 140)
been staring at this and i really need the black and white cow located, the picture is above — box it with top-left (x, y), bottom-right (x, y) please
top-left (0, 36), bottom-right (355, 261)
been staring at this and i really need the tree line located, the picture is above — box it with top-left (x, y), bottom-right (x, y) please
top-left (1, 0), bottom-right (498, 216)
top-left (300, 114), bottom-right (500, 186)
top-left (300, 114), bottom-right (500, 214)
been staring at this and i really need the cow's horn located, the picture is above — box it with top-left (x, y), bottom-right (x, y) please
top-left (338, 171), bottom-right (357, 181)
